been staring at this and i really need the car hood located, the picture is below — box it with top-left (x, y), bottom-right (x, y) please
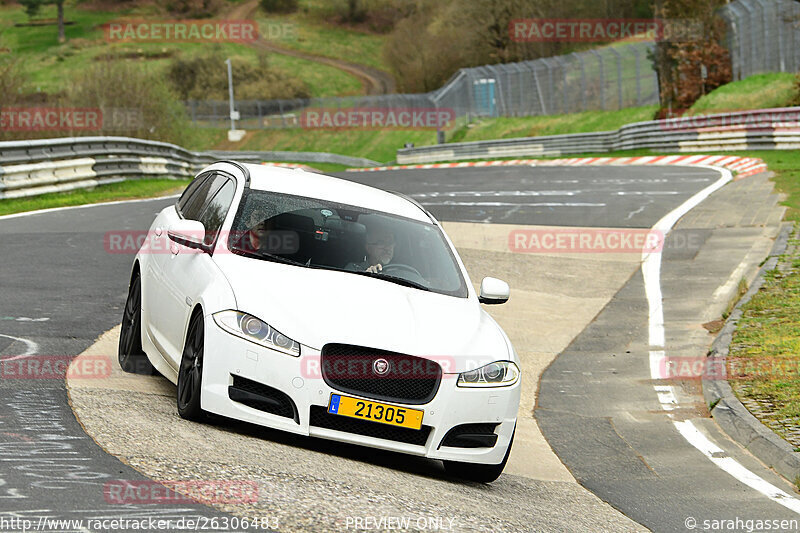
top-left (214, 255), bottom-right (510, 373)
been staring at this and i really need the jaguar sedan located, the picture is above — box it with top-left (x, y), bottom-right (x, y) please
top-left (119, 161), bottom-right (520, 482)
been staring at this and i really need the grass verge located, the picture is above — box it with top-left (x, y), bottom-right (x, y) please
top-left (264, 161), bottom-right (351, 173)
top-left (689, 73), bottom-right (798, 114)
top-left (206, 128), bottom-right (438, 163)
top-left (449, 106), bottom-right (659, 143)
top-left (728, 227), bottom-right (800, 445)
top-left (0, 178), bottom-right (188, 216)
top-left (1, 3), bottom-right (362, 98)
top-left (255, 0), bottom-right (388, 71)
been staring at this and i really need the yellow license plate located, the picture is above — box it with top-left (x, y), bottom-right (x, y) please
top-left (327, 394), bottom-right (423, 430)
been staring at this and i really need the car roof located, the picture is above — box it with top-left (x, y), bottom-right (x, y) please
top-left (237, 163), bottom-right (432, 223)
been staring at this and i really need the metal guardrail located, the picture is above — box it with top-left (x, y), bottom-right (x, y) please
top-left (396, 107), bottom-right (800, 164)
top-left (0, 137), bottom-right (380, 199)
top-left (3, 108), bottom-right (797, 197)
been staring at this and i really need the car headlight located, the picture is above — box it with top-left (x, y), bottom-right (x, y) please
top-left (457, 361), bottom-right (519, 388)
top-left (212, 310), bottom-right (300, 356)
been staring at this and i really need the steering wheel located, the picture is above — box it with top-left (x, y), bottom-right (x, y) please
top-left (380, 263), bottom-right (424, 278)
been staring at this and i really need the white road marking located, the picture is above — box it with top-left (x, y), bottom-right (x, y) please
top-left (421, 201), bottom-right (606, 207)
top-left (0, 333), bottom-right (38, 359)
top-left (615, 191), bottom-right (680, 196)
top-left (712, 260), bottom-right (749, 300)
top-left (412, 190), bottom-right (681, 198)
top-left (674, 420), bottom-right (800, 513)
top-left (641, 165), bottom-right (800, 513)
top-left (626, 203), bottom-right (648, 220)
top-left (413, 191), bottom-right (580, 197)
top-left (0, 194), bottom-right (180, 222)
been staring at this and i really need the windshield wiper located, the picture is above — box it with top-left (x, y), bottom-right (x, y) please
top-left (351, 271), bottom-right (431, 292)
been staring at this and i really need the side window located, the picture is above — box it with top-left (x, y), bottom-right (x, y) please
top-left (183, 174), bottom-right (226, 221)
top-left (177, 173), bottom-right (210, 214)
top-left (199, 180), bottom-right (236, 246)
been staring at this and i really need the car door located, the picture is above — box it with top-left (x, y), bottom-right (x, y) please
top-left (159, 176), bottom-right (237, 366)
top-left (143, 172), bottom-right (213, 361)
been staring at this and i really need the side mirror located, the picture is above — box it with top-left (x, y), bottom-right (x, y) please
top-left (167, 220), bottom-right (208, 251)
top-left (479, 277), bottom-right (510, 305)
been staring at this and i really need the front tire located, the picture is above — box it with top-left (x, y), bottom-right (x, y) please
top-left (118, 273), bottom-right (154, 375)
top-left (177, 312), bottom-right (207, 421)
top-left (443, 426), bottom-right (515, 483)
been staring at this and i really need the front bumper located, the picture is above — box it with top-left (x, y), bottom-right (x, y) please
top-left (201, 319), bottom-right (520, 465)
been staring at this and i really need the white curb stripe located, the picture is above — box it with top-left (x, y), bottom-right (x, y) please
top-left (347, 154), bottom-right (768, 180)
top-left (642, 165), bottom-right (800, 514)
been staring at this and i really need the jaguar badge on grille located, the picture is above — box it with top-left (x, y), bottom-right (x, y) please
top-left (372, 358), bottom-right (390, 376)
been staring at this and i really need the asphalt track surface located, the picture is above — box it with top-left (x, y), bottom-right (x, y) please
top-left (0, 164), bottom-right (792, 531)
top-left (342, 166), bottom-right (720, 227)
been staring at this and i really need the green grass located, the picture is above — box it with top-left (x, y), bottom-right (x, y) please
top-left (263, 161), bottom-right (351, 173)
top-left (728, 229), bottom-right (800, 435)
top-left (208, 128), bottom-right (438, 163)
top-left (450, 106), bottom-right (658, 143)
top-left (1, 3), bottom-right (362, 97)
top-left (753, 151), bottom-right (800, 222)
top-left (690, 73), bottom-right (798, 113)
top-left (0, 178), bottom-right (188, 216)
top-left (267, 53), bottom-right (361, 97)
top-left (256, 0), bottom-right (389, 71)
top-left (191, 106), bottom-right (658, 163)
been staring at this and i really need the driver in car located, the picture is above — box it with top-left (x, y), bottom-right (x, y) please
top-left (347, 225), bottom-right (395, 273)
top-left (239, 206), bottom-right (272, 252)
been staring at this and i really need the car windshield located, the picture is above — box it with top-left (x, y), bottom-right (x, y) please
top-left (228, 189), bottom-right (468, 298)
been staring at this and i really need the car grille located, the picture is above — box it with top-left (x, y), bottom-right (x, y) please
top-left (439, 423), bottom-right (499, 448)
top-left (320, 344), bottom-right (442, 405)
top-left (309, 406), bottom-right (431, 446)
top-left (229, 375), bottom-right (299, 423)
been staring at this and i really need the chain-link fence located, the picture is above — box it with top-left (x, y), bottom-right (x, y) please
top-left (720, 0), bottom-right (800, 81)
top-left (186, 41), bottom-right (659, 130)
top-left (430, 42), bottom-right (658, 120)
top-left (186, 94), bottom-right (438, 130)
top-left (186, 1), bottom-right (800, 131)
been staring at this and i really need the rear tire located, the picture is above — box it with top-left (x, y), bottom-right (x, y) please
top-left (177, 312), bottom-right (207, 422)
top-left (443, 426), bottom-right (515, 483)
top-left (118, 273), bottom-right (154, 375)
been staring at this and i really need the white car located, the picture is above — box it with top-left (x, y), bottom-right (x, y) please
top-left (119, 161), bottom-right (520, 482)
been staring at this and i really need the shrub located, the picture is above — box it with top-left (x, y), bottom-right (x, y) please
top-left (0, 60), bottom-right (26, 105)
top-left (165, 0), bottom-right (225, 18)
top-left (0, 60), bottom-right (30, 141)
top-left (259, 0), bottom-right (298, 14)
top-left (383, 8), bottom-right (471, 93)
top-left (167, 50), bottom-right (311, 101)
top-left (64, 61), bottom-right (192, 145)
